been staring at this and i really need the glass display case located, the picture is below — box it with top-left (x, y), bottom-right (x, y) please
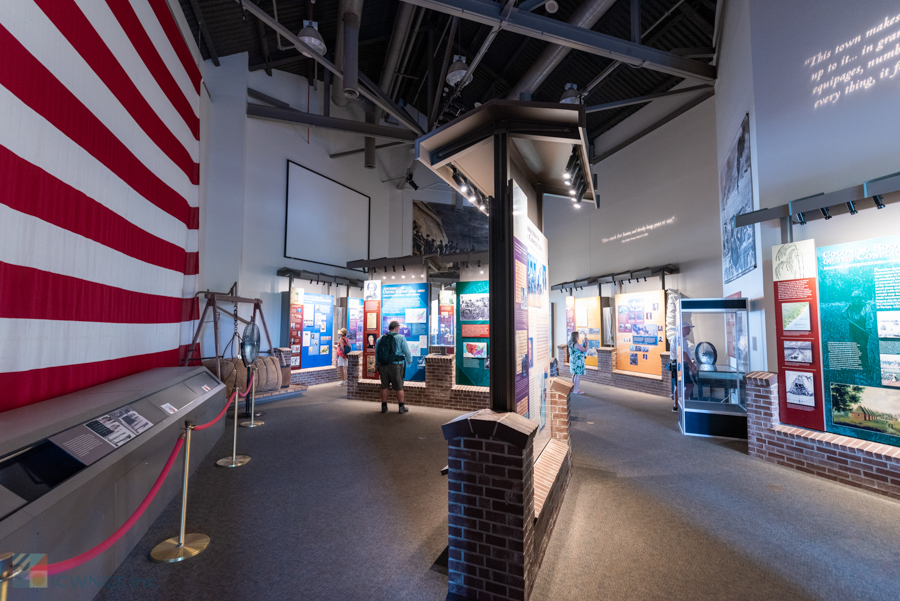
top-left (676, 297), bottom-right (750, 439)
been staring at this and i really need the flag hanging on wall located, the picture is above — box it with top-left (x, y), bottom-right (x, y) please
top-left (0, 0), bottom-right (201, 411)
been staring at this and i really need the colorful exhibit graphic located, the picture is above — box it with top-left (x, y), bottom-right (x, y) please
top-left (363, 281), bottom-right (381, 378)
top-left (819, 234), bottom-right (900, 445)
top-left (301, 293), bottom-right (334, 368)
top-left (412, 200), bottom-right (488, 256)
top-left (437, 289), bottom-right (456, 347)
top-left (456, 280), bottom-right (490, 387)
top-left (347, 298), bottom-right (364, 351)
top-left (287, 287), bottom-right (304, 369)
top-left (574, 297), bottom-right (602, 367)
top-left (565, 296), bottom-right (576, 342)
top-left (614, 290), bottom-right (666, 375)
top-left (381, 282), bottom-right (429, 381)
top-left (512, 181), bottom-right (550, 451)
top-left (772, 240), bottom-right (825, 430)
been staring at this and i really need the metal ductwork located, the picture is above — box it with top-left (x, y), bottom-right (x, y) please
top-left (505, 0), bottom-right (617, 101)
top-left (379, 3), bottom-right (415, 102)
top-left (332, 0), bottom-right (364, 107)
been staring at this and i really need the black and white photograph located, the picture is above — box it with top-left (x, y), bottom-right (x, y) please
top-left (629, 353), bottom-right (639, 366)
top-left (720, 113), bottom-right (756, 284)
top-left (364, 280), bottom-right (381, 301)
top-left (412, 200), bottom-right (488, 256)
top-left (460, 293), bottom-right (490, 321)
top-left (784, 340), bottom-right (813, 364)
top-left (785, 370), bottom-right (815, 407)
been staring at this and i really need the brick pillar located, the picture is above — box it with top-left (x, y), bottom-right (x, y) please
top-left (745, 371), bottom-right (779, 460)
top-left (548, 378), bottom-right (572, 442)
top-left (442, 411), bottom-right (538, 601)
top-left (556, 344), bottom-right (568, 364)
top-left (426, 354), bottom-right (455, 405)
top-left (346, 351), bottom-right (362, 398)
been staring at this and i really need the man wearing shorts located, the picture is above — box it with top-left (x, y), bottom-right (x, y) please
top-left (376, 321), bottom-right (413, 414)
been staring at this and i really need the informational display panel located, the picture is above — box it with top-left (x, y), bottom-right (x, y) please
top-left (574, 297), bottom-right (603, 367)
top-left (512, 181), bottom-right (551, 454)
top-left (819, 234), bottom-right (900, 445)
top-left (437, 289), bottom-right (456, 347)
top-left (301, 293), bottom-right (334, 368)
top-left (381, 283), bottom-right (429, 381)
top-left (347, 298), bottom-right (364, 351)
top-left (363, 280), bottom-right (382, 378)
top-left (772, 240), bottom-right (825, 430)
top-left (287, 287), bottom-right (304, 369)
top-left (565, 296), bottom-right (576, 343)
top-left (457, 280), bottom-right (490, 387)
top-left (615, 290), bottom-right (666, 375)
top-left (50, 405), bottom-right (154, 466)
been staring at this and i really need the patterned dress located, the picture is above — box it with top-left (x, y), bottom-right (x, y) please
top-left (569, 343), bottom-right (586, 376)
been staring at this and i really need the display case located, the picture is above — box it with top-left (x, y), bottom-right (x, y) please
top-left (676, 297), bottom-right (750, 439)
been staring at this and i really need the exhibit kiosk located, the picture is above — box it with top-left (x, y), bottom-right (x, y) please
top-left (676, 297), bottom-right (751, 439)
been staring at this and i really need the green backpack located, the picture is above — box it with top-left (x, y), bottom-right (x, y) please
top-left (377, 334), bottom-right (397, 366)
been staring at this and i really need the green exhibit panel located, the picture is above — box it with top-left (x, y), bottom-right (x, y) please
top-left (381, 283), bottom-right (429, 381)
top-left (456, 280), bottom-right (490, 387)
top-left (818, 234), bottom-right (900, 446)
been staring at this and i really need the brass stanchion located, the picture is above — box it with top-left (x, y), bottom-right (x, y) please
top-left (240, 366), bottom-right (264, 428)
top-left (217, 390), bottom-right (250, 468)
top-left (150, 420), bottom-right (210, 563)
top-left (0, 553), bottom-right (22, 601)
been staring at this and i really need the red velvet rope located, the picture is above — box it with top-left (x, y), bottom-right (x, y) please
top-left (44, 438), bottom-right (185, 575)
top-left (42, 372), bottom-right (256, 574)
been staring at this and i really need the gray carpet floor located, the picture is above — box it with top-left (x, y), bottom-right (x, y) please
top-left (96, 381), bottom-right (900, 601)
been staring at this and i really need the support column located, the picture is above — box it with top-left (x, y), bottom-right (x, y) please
top-left (489, 130), bottom-right (514, 412)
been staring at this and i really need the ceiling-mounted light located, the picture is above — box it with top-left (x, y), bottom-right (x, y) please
top-left (574, 203), bottom-right (581, 209)
top-left (821, 207), bottom-right (832, 220)
top-left (446, 55), bottom-right (468, 86)
top-left (402, 265), bottom-right (406, 271)
top-left (392, 265), bottom-right (396, 272)
top-left (298, 21), bottom-right (326, 57)
top-left (545, 0), bottom-right (559, 13)
top-left (560, 83), bottom-right (582, 105)
top-left (563, 153), bottom-right (577, 177)
top-left (797, 212), bottom-right (807, 225)
top-left (874, 194), bottom-right (885, 209)
top-left (405, 173), bottom-right (419, 191)
top-left (451, 168), bottom-right (469, 194)
top-left (846, 200), bottom-right (858, 215)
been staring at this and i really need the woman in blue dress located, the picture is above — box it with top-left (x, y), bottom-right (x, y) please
top-left (568, 331), bottom-right (587, 394)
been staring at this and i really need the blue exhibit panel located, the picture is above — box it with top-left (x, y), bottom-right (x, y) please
top-left (347, 298), bottom-right (364, 351)
top-left (381, 283), bottom-right (429, 381)
top-left (302, 293), bottom-right (334, 368)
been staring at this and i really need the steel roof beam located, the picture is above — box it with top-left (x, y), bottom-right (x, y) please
top-left (188, 0), bottom-right (220, 66)
top-left (398, 0), bottom-right (716, 81)
top-left (247, 103), bottom-right (419, 142)
top-left (586, 84), bottom-right (712, 113)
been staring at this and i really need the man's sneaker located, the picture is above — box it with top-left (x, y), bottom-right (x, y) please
top-left (398, 403), bottom-right (409, 414)
top-left (381, 402), bottom-right (388, 413)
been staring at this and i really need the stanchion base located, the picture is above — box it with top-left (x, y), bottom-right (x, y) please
top-left (216, 455), bottom-right (251, 467)
top-left (150, 533), bottom-right (210, 563)
top-left (239, 420), bottom-right (264, 428)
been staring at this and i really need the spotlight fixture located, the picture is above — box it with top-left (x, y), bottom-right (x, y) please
top-left (402, 265), bottom-right (406, 271)
top-left (560, 83), bottom-right (582, 104)
top-left (451, 168), bottom-right (469, 193)
top-left (477, 260), bottom-right (481, 267)
top-left (846, 200), bottom-right (858, 215)
top-left (820, 207), bottom-right (832, 220)
top-left (574, 203), bottom-right (581, 209)
top-left (405, 173), bottom-right (419, 190)
top-left (797, 212), bottom-right (807, 225)
top-left (446, 56), bottom-right (468, 86)
top-left (545, 0), bottom-right (559, 12)
top-left (563, 153), bottom-right (577, 177)
top-left (569, 188), bottom-right (577, 197)
top-left (392, 265), bottom-right (396, 272)
top-left (874, 194), bottom-right (885, 209)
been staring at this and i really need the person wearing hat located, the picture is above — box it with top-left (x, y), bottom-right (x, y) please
top-left (679, 319), bottom-right (699, 402)
top-left (336, 327), bottom-right (351, 386)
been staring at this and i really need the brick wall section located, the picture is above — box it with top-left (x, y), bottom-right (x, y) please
top-left (289, 365), bottom-right (342, 387)
top-left (532, 439), bottom-right (571, 583)
top-left (548, 378), bottom-right (572, 442)
top-left (747, 371), bottom-right (900, 501)
top-left (345, 352), bottom-right (490, 412)
top-left (557, 344), bottom-right (671, 398)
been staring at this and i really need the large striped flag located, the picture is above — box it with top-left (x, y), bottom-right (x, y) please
top-left (0, 0), bottom-right (201, 412)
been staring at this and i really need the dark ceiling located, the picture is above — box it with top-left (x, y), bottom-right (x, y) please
top-left (178, 0), bottom-right (717, 140)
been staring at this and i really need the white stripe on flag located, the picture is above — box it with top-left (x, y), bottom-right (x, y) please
top-left (0, 319), bottom-right (180, 373)
top-left (0, 84), bottom-right (190, 250)
top-left (0, 204), bottom-right (186, 298)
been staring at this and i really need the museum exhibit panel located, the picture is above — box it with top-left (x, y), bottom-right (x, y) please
top-left (676, 298), bottom-right (751, 439)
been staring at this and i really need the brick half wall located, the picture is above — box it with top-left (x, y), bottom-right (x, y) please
top-left (557, 345), bottom-right (671, 398)
top-left (747, 371), bottom-right (900, 501)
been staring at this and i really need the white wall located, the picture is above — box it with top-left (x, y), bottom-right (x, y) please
top-left (197, 54), bottom-right (412, 355)
top-left (545, 97), bottom-right (722, 354)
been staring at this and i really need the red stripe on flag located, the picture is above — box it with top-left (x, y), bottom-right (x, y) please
top-left (0, 145), bottom-right (188, 274)
top-left (102, 0), bottom-right (200, 141)
top-left (0, 25), bottom-right (196, 229)
top-left (0, 349), bottom-right (180, 412)
top-left (147, 0), bottom-right (201, 93)
top-left (0, 263), bottom-right (184, 323)
top-left (34, 0), bottom-right (199, 183)
top-left (184, 252), bottom-right (199, 276)
top-left (182, 296), bottom-right (199, 322)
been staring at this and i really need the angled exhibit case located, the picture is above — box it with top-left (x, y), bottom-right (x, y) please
top-left (676, 297), bottom-right (751, 439)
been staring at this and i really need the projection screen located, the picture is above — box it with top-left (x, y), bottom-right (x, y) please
top-left (284, 161), bottom-right (370, 269)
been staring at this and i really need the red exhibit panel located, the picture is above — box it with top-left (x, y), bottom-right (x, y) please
top-left (772, 240), bottom-right (825, 431)
top-left (363, 298), bottom-right (381, 378)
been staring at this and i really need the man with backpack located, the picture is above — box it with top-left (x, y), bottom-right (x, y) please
top-left (375, 320), bottom-right (413, 414)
